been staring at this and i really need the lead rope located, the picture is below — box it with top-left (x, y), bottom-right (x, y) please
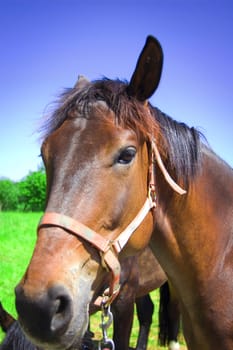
top-left (98, 303), bottom-right (115, 350)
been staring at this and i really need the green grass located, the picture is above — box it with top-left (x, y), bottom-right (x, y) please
top-left (0, 212), bottom-right (186, 349)
top-left (0, 212), bottom-right (40, 316)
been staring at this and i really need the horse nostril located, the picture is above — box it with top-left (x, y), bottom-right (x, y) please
top-left (55, 296), bottom-right (67, 314)
top-left (48, 286), bottom-right (73, 335)
top-left (50, 293), bottom-right (72, 334)
top-left (15, 284), bottom-right (73, 342)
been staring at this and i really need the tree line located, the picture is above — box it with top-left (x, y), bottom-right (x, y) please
top-left (0, 167), bottom-right (46, 211)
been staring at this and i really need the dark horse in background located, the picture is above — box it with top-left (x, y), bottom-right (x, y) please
top-left (15, 35), bottom-right (233, 350)
top-left (0, 302), bottom-right (43, 350)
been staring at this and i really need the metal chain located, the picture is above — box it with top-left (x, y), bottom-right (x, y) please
top-left (98, 303), bottom-right (115, 350)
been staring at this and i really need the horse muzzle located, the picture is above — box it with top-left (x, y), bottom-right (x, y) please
top-left (15, 283), bottom-right (77, 349)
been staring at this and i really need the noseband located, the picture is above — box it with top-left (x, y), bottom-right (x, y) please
top-left (37, 141), bottom-right (185, 306)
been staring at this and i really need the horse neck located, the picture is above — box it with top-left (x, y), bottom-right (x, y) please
top-left (152, 146), bottom-right (233, 284)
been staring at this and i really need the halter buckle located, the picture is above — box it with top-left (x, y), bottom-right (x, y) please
top-left (149, 183), bottom-right (157, 205)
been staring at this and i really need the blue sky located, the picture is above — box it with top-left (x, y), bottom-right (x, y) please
top-left (1, 0), bottom-right (232, 181)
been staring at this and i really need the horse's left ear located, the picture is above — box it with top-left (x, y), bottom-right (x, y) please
top-left (127, 36), bottom-right (163, 101)
top-left (74, 75), bottom-right (90, 89)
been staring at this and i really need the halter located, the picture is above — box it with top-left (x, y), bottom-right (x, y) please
top-left (37, 140), bottom-right (186, 306)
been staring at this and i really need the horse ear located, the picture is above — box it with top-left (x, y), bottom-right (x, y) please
top-left (74, 75), bottom-right (90, 89)
top-left (127, 36), bottom-right (163, 101)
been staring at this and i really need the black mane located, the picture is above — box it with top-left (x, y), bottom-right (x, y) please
top-left (40, 78), bottom-right (160, 141)
top-left (40, 78), bottom-right (203, 189)
top-left (152, 107), bottom-right (203, 187)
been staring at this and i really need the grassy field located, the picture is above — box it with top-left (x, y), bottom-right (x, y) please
top-left (0, 212), bottom-right (186, 349)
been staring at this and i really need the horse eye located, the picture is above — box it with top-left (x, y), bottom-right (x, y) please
top-left (117, 147), bottom-right (137, 165)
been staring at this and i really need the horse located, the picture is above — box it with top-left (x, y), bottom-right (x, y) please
top-left (0, 301), bottom-right (41, 350)
top-left (15, 35), bottom-right (232, 349)
top-left (0, 302), bottom-right (15, 333)
top-left (1, 250), bottom-right (181, 350)
top-left (158, 283), bottom-right (180, 350)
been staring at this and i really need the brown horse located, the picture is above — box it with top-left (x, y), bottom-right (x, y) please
top-left (15, 35), bottom-right (233, 350)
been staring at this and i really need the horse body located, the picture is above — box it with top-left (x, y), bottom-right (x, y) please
top-left (15, 36), bottom-right (233, 350)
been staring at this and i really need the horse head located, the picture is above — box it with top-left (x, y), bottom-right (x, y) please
top-left (15, 36), bottom-right (164, 349)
